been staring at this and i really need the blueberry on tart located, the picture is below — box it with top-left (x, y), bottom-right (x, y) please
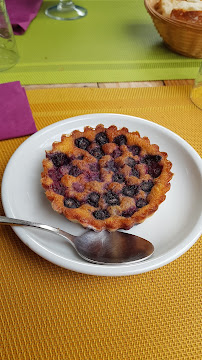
top-left (41, 124), bottom-right (173, 231)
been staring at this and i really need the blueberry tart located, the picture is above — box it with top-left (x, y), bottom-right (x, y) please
top-left (41, 124), bottom-right (173, 231)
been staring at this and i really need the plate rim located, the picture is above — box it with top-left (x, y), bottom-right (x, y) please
top-left (2, 113), bottom-right (202, 276)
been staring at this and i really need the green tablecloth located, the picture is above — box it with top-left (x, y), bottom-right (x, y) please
top-left (0, 0), bottom-right (200, 85)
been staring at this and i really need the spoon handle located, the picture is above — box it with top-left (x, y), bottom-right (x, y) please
top-left (0, 216), bottom-right (74, 242)
top-left (0, 215), bottom-right (58, 231)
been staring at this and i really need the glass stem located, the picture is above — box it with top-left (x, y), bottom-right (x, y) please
top-left (57, 1), bottom-right (75, 11)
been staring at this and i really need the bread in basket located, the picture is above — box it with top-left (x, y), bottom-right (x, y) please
top-left (144, 0), bottom-right (202, 58)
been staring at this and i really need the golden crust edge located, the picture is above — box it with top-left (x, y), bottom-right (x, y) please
top-left (41, 124), bottom-right (174, 232)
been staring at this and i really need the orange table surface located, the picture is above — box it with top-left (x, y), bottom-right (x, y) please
top-left (0, 85), bottom-right (201, 360)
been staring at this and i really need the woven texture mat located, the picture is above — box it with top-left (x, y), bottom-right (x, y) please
top-left (0, 0), bottom-right (201, 85)
top-left (1, 85), bottom-right (201, 359)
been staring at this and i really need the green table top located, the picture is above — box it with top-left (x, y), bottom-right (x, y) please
top-left (0, 0), bottom-right (200, 85)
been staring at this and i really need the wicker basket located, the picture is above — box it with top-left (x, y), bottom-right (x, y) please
top-left (144, 0), bottom-right (202, 58)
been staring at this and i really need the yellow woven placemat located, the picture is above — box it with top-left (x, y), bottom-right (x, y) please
top-left (0, 85), bottom-right (201, 360)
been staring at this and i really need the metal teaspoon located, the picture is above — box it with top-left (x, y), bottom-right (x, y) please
top-left (0, 216), bottom-right (154, 265)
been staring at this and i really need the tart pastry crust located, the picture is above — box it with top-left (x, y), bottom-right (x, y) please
top-left (41, 124), bottom-right (173, 231)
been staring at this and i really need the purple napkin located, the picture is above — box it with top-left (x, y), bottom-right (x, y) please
top-left (0, 81), bottom-right (37, 141)
top-left (5, 0), bottom-right (43, 35)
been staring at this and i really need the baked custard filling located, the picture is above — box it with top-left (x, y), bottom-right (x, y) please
top-left (41, 124), bottom-right (173, 231)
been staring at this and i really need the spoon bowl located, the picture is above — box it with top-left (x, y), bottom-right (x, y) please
top-left (0, 216), bottom-right (154, 264)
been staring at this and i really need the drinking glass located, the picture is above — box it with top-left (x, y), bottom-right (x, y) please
top-left (45, 1), bottom-right (87, 20)
top-left (190, 63), bottom-right (202, 110)
top-left (0, 0), bottom-right (19, 71)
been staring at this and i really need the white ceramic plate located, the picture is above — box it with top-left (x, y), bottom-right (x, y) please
top-left (2, 114), bottom-right (202, 276)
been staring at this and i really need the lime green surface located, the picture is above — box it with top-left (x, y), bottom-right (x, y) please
top-left (0, 0), bottom-right (200, 85)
